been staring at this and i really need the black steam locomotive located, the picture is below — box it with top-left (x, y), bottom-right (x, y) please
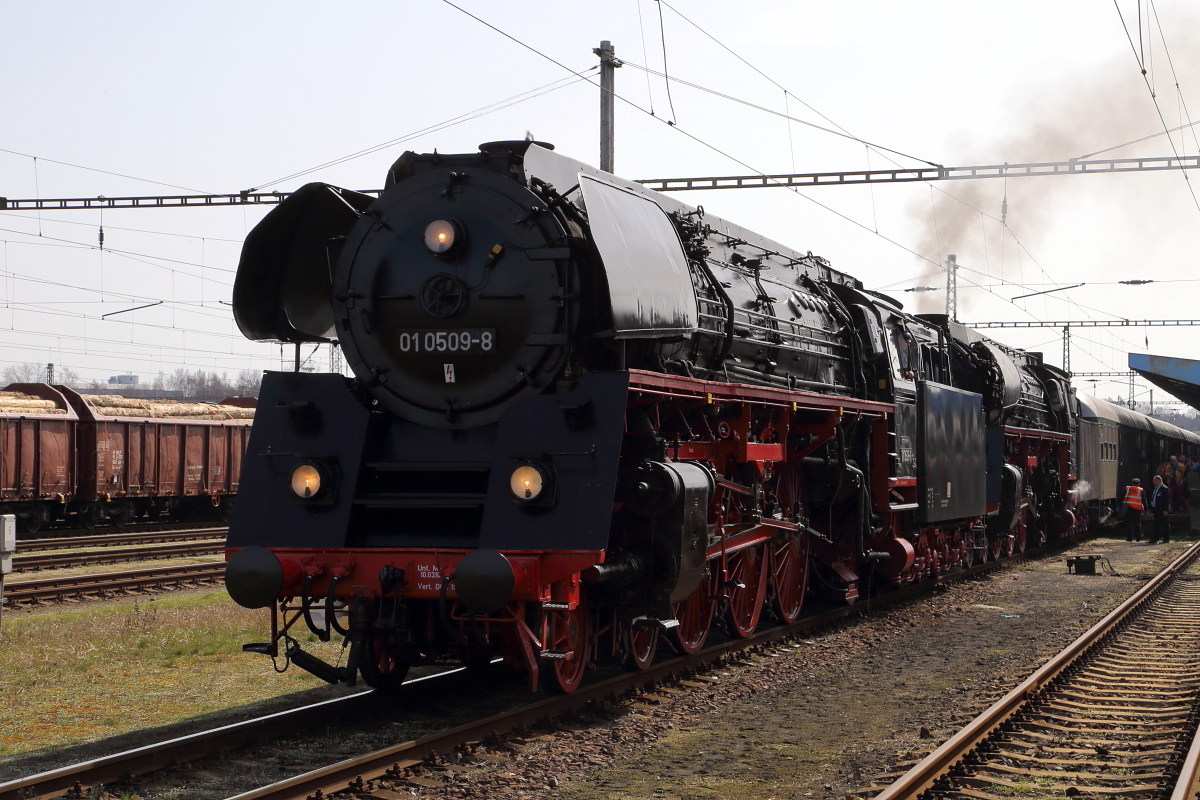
top-left (224, 140), bottom-right (1197, 693)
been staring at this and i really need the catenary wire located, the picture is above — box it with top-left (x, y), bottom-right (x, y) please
top-left (437, 2), bottom-right (948, 269)
top-left (1112, 0), bottom-right (1200, 215)
top-left (252, 70), bottom-right (595, 190)
top-left (0, 147), bottom-right (212, 194)
top-left (0, 226), bottom-right (236, 276)
top-left (654, 0), bottom-right (678, 123)
top-left (1077, 117), bottom-right (1200, 159)
top-left (1148, 0), bottom-right (1200, 156)
top-left (622, 60), bottom-right (940, 167)
top-left (640, 3), bottom-right (1139, 325)
top-left (620, 46), bottom-right (1089, 323)
top-left (437, 0), bottom-right (1158, 338)
top-left (635, 0), bottom-right (657, 115)
top-left (0, 211), bottom-right (244, 243)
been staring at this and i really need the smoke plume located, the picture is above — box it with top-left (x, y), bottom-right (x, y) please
top-left (903, 17), bottom-right (1200, 315)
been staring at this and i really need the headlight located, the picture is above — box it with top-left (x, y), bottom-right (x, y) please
top-left (290, 464), bottom-right (323, 499)
top-left (424, 219), bottom-right (463, 256)
top-left (510, 463), bottom-right (549, 502)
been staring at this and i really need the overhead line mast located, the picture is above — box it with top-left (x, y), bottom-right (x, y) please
top-left (636, 155), bottom-right (1200, 192)
top-left (962, 320), bottom-right (1200, 328)
top-left (9, 156), bottom-right (1200, 212)
top-left (959, 320), bottom-right (1200, 380)
top-left (595, 40), bottom-right (621, 173)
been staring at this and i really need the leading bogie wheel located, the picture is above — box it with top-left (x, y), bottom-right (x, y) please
top-left (359, 633), bottom-right (410, 691)
top-left (541, 595), bottom-right (590, 694)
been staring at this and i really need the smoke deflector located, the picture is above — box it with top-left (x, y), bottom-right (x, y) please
top-left (579, 175), bottom-right (698, 339)
top-left (233, 183), bottom-right (376, 343)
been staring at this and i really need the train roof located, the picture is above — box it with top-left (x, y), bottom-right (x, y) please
top-left (1077, 391), bottom-right (1200, 446)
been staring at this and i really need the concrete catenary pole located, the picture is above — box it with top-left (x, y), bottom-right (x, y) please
top-left (595, 41), bottom-right (620, 173)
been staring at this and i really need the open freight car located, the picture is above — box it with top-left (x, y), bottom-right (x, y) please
top-left (1, 383), bottom-right (255, 533)
top-left (0, 385), bottom-right (79, 532)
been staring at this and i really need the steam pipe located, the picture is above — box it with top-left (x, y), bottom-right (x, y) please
top-left (326, 575), bottom-right (349, 636)
top-left (582, 553), bottom-right (646, 585)
top-left (836, 426), bottom-right (872, 561)
top-left (301, 574), bottom-right (330, 641)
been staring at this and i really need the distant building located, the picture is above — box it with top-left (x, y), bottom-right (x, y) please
top-left (108, 375), bottom-right (139, 386)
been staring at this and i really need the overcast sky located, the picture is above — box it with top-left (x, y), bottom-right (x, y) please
top-left (1, 1), bottom-right (1196, 404)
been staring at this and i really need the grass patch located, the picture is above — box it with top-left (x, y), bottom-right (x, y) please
top-left (0, 591), bottom-right (347, 755)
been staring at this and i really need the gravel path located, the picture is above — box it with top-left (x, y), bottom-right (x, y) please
top-left (544, 537), bottom-right (1184, 800)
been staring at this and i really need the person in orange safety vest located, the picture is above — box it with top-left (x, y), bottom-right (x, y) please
top-left (1124, 477), bottom-right (1145, 542)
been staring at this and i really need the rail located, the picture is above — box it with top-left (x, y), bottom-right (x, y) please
top-left (13, 540), bottom-right (224, 572)
top-left (17, 525), bottom-right (228, 550)
top-left (874, 539), bottom-right (1200, 800)
top-left (3, 562), bottom-right (225, 607)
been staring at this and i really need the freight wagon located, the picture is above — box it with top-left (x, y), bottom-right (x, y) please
top-left (0, 384), bottom-right (255, 533)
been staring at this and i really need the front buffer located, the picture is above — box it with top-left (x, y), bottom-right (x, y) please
top-left (225, 370), bottom-right (628, 692)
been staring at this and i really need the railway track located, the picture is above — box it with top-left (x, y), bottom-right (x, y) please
top-left (870, 539), bottom-right (1200, 800)
top-left (2, 562), bottom-right (225, 607)
top-left (12, 540), bottom-right (225, 572)
top-left (0, 534), bottom-right (1086, 800)
top-left (15, 520), bottom-right (230, 545)
top-left (17, 527), bottom-right (227, 553)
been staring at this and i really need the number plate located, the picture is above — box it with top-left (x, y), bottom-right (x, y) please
top-left (398, 329), bottom-right (496, 354)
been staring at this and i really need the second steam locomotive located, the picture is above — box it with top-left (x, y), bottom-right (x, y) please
top-left (225, 140), bottom-right (1199, 692)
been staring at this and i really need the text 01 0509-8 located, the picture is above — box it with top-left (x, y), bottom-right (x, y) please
top-left (398, 329), bottom-right (495, 354)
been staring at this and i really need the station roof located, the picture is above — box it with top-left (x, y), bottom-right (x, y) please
top-left (1129, 353), bottom-right (1200, 413)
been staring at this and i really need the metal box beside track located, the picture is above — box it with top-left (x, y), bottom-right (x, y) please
top-left (917, 381), bottom-right (985, 523)
top-left (0, 514), bottom-right (13, 574)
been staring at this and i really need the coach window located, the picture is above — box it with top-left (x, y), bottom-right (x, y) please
top-left (888, 321), bottom-right (917, 383)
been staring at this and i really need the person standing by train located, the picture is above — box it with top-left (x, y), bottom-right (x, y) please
top-left (1124, 477), bottom-right (1145, 542)
top-left (1149, 474), bottom-right (1171, 543)
top-left (1167, 455), bottom-right (1188, 513)
top-left (1158, 455), bottom-right (1185, 512)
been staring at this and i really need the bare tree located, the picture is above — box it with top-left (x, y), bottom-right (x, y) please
top-left (2, 362), bottom-right (49, 384)
top-left (160, 368), bottom-right (261, 400)
top-left (235, 369), bottom-right (262, 397)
